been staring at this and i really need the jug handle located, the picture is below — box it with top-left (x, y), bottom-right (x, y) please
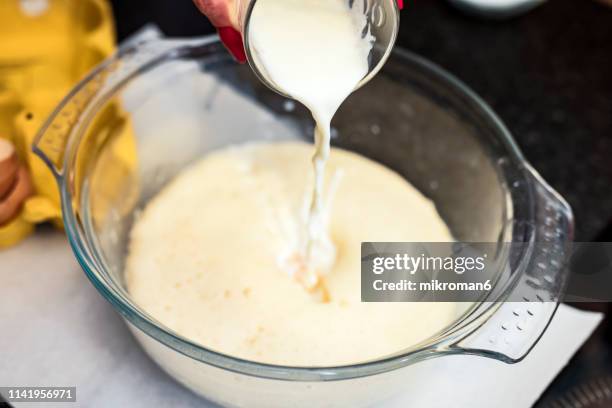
top-left (32, 34), bottom-right (221, 179)
top-left (447, 165), bottom-right (574, 363)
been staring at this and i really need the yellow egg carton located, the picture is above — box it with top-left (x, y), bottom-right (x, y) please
top-left (0, 0), bottom-right (116, 247)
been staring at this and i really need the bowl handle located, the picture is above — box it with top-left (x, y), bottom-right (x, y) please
top-left (32, 60), bottom-right (113, 179)
top-left (32, 32), bottom-right (222, 178)
top-left (449, 165), bottom-right (574, 363)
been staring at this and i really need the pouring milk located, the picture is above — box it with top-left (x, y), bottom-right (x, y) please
top-left (249, 0), bottom-right (375, 294)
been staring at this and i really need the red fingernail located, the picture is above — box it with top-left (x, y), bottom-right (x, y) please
top-left (398, 0), bottom-right (404, 9)
top-left (218, 27), bottom-right (247, 63)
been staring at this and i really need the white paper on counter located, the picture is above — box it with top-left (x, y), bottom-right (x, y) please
top-left (0, 231), bottom-right (603, 408)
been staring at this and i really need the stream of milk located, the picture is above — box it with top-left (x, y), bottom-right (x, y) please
top-left (249, 0), bottom-right (374, 290)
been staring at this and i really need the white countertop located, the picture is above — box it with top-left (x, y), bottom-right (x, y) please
top-left (0, 230), bottom-right (603, 407)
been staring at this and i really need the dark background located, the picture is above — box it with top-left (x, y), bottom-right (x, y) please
top-left (108, 1), bottom-right (611, 407)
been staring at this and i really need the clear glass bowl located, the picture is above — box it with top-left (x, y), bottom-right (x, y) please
top-left (33, 35), bottom-right (573, 407)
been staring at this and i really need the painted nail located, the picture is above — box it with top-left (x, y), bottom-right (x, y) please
top-left (217, 27), bottom-right (247, 63)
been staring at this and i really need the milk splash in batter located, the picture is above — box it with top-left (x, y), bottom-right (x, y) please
top-left (249, 0), bottom-right (374, 291)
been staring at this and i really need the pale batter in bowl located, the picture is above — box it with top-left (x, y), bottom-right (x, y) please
top-left (126, 141), bottom-right (460, 366)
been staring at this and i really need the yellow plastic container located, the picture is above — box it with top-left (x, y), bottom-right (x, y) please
top-left (0, 0), bottom-right (116, 247)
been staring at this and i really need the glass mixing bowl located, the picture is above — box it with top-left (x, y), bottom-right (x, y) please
top-left (33, 35), bottom-right (573, 407)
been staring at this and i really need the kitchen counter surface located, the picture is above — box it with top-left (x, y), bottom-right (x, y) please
top-left (395, 0), bottom-right (612, 243)
top-left (0, 231), bottom-right (603, 408)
